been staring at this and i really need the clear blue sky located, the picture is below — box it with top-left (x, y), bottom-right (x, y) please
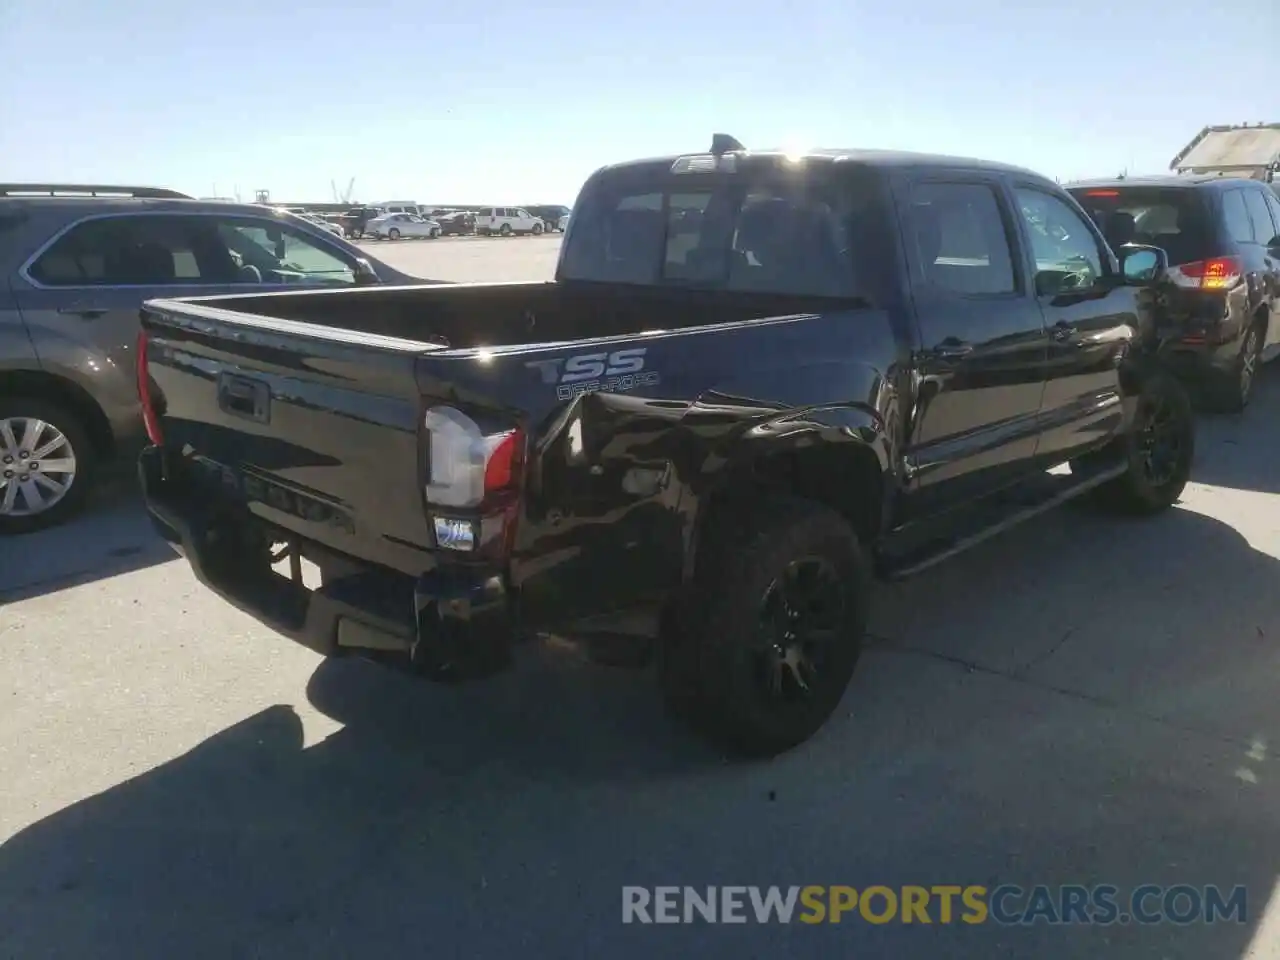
top-left (3, 0), bottom-right (1276, 205)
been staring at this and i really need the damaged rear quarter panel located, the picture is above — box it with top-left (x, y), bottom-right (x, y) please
top-left (500, 307), bottom-right (903, 631)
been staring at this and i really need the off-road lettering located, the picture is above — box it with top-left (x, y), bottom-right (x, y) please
top-left (556, 371), bottom-right (661, 400)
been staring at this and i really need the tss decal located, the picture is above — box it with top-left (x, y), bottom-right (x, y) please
top-left (526, 348), bottom-right (661, 400)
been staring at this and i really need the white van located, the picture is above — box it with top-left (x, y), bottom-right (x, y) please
top-left (373, 200), bottom-right (423, 217)
top-left (475, 207), bottom-right (543, 236)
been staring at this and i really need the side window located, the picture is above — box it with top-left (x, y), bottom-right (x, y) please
top-left (27, 215), bottom-right (240, 286)
top-left (907, 183), bottom-right (1017, 296)
top-left (216, 218), bottom-right (356, 286)
top-left (1265, 191), bottom-right (1280, 243)
top-left (28, 218), bottom-right (122, 285)
top-left (1222, 190), bottom-right (1254, 244)
top-left (1243, 189), bottom-right (1276, 245)
top-left (1013, 187), bottom-right (1105, 296)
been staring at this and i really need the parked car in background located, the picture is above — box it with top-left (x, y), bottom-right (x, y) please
top-left (436, 211), bottom-right (475, 236)
top-left (1070, 176), bottom-right (1280, 411)
top-left (366, 213), bottom-right (442, 240)
top-left (372, 200), bottom-right (424, 217)
top-left (296, 212), bottom-right (345, 237)
top-left (0, 182), bottom-right (417, 533)
top-left (526, 205), bottom-right (571, 232)
top-left (475, 207), bottom-right (544, 236)
top-left (339, 206), bottom-right (381, 239)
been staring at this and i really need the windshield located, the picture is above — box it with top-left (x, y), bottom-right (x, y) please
top-left (1067, 186), bottom-right (1212, 266)
top-left (559, 166), bottom-right (879, 300)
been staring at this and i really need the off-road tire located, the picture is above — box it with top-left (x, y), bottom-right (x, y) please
top-left (1096, 367), bottom-right (1194, 515)
top-left (499, 223), bottom-right (513, 236)
top-left (659, 497), bottom-right (870, 758)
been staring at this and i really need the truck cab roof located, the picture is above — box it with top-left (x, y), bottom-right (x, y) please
top-left (596, 145), bottom-right (1048, 183)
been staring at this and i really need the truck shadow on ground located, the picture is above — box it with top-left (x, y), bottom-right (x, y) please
top-left (3, 503), bottom-right (1280, 959)
top-left (0, 470), bottom-right (174, 604)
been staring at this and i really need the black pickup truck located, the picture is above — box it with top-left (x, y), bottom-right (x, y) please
top-left (137, 136), bottom-right (1194, 757)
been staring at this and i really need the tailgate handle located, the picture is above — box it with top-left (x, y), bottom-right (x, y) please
top-left (217, 373), bottom-right (270, 423)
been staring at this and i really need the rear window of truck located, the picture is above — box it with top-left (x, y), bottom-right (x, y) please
top-left (1067, 186), bottom-right (1212, 267)
top-left (560, 167), bottom-right (877, 300)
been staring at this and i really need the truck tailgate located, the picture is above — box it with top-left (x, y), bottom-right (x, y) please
top-left (140, 300), bottom-right (439, 572)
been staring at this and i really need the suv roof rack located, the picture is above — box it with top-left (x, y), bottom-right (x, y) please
top-left (0, 183), bottom-right (192, 199)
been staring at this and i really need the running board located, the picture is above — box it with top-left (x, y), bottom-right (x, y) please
top-left (879, 462), bottom-right (1127, 581)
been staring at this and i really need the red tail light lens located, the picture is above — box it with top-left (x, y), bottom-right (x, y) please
top-left (136, 330), bottom-right (164, 446)
top-left (483, 429), bottom-right (522, 494)
top-left (480, 428), bottom-right (524, 562)
top-left (1083, 189), bottom-right (1120, 197)
top-left (1168, 257), bottom-right (1242, 290)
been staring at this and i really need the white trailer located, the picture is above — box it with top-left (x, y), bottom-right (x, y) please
top-left (1170, 122), bottom-right (1280, 182)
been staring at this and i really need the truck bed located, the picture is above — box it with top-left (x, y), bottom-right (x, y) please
top-left (138, 280), bottom-right (885, 580)
top-left (177, 279), bottom-right (848, 349)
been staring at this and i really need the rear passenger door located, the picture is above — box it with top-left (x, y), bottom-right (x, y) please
top-left (1009, 184), bottom-right (1139, 465)
top-left (1262, 189), bottom-right (1280, 357)
top-left (896, 174), bottom-right (1048, 515)
top-left (1241, 186), bottom-right (1280, 356)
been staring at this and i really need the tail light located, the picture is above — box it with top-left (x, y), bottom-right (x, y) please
top-left (421, 406), bottom-right (526, 561)
top-left (136, 330), bottom-right (164, 446)
top-left (1167, 257), bottom-right (1242, 291)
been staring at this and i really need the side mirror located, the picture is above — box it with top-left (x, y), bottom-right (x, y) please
top-left (1268, 234), bottom-right (1280, 253)
top-left (353, 257), bottom-right (380, 286)
top-left (1118, 243), bottom-right (1167, 285)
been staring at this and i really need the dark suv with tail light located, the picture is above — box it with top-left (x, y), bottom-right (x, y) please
top-left (1069, 176), bottom-right (1280, 411)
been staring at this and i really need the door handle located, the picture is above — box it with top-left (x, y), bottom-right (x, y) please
top-left (1051, 323), bottom-right (1078, 342)
top-left (57, 306), bottom-right (107, 319)
top-left (931, 340), bottom-right (974, 359)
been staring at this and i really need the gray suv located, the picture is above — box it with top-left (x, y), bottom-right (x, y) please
top-left (0, 183), bottom-right (417, 533)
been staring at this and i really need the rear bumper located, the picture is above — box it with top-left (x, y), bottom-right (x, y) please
top-left (139, 446), bottom-right (514, 674)
top-left (1153, 293), bottom-right (1251, 385)
top-left (1158, 332), bottom-right (1243, 385)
